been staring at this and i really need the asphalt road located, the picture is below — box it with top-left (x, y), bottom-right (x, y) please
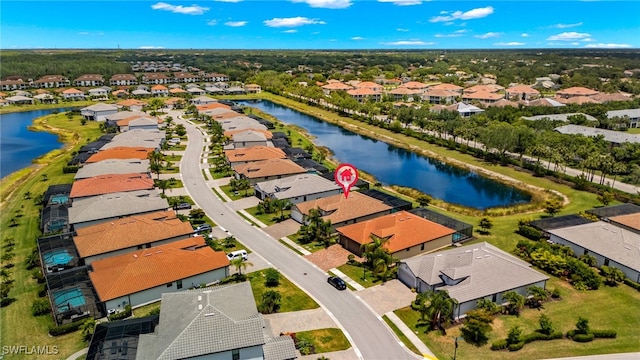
top-left (177, 118), bottom-right (418, 360)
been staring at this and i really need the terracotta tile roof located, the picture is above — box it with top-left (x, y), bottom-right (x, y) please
top-left (164, 97), bottom-right (184, 105)
top-left (117, 99), bottom-right (146, 107)
top-left (211, 110), bottom-right (244, 120)
top-left (62, 88), bottom-right (84, 94)
top-left (90, 237), bottom-right (229, 302)
top-left (322, 82), bottom-right (353, 90)
top-left (354, 81), bottom-right (382, 89)
top-left (233, 158), bottom-right (307, 179)
top-left (86, 147), bottom-right (155, 163)
top-left (34, 75), bottom-right (68, 83)
top-left (389, 87), bottom-right (422, 95)
top-left (336, 211), bottom-right (455, 253)
top-left (70, 173), bottom-right (154, 198)
top-left (507, 84), bottom-right (540, 94)
top-left (225, 146), bottom-right (286, 163)
top-left (347, 88), bottom-right (381, 96)
top-left (430, 83), bottom-right (463, 92)
top-left (116, 115), bottom-right (161, 126)
top-left (224, 128), bottom-right (273, 139)
top-left (591, 93), bottom-right (633, 102)
top-left (610, 213), bottom-right (640, 231)
top-left (295, 192), bottom-right (391, 225)
top-left (399, 81), bottom-right (429, 89)
top-left (169, 88), bottom-right (187, 93)
top-left (110, 74), bottom-right (137, 81)
top-left (556, 95), bottom-right (601, 105)
top-left (464, 84), bottom-right (500, 94)
top-left (557, 86), bottom-right (599, 97)
top-left (75, 74), bottom-right (103, 81)
top-left (487, 99), bottom-right (520, 107)
top-left (462, 91), bottom-right (504, 101)
top-left (424, 89), bottom-right (458, 97)
top-left (196, 102), bottom-right (231, 111)
top-left (74, 210), bottom-right (193, 258)
top-left (151, 85), bottom-right (168, 91)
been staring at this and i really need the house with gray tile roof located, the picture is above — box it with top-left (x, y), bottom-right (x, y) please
top-left (255, 174), bottom-right (342, 204)
top-left (74, 159), bottom-right (150, 180)
top-left (101, 130), bottom-right (166, 150)
top-left (607, 108), bottom-right (640, 129)
top-left (555, 124), bottom-right (640, 145)
top-left (69, 189), bottom-right (169, 230)
top-left (398, 242), bottom-right (549, 319)
top-left (548, 219), bottom-right (640, 283)
top-left (522, 112), bottom-right (597, 123)
top-left (135, 282), bottom-right (296, 360)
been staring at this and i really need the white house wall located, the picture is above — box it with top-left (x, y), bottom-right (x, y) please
top-left (104, 267), bottom-right (229, 311)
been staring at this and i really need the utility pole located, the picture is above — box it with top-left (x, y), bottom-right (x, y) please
top-left (453, 336), bottom-right (461, 360)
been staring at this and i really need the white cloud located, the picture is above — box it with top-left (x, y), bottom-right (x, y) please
top-left (521, 33), bottom-right (529, 37)
top-left (546, 31), bottom-right (591, 41)
top-left (283, 29), bottom-right (298, 33)
top-left (225, 21), bottom-right (247, 27)
top-left (494, 42), bottom-right (525, 46)
top-left (380, 40), bottom-right (434, 46)
top-left (555, 22), bottom-right (583, 29)
top-left (290, 0), bottom-right (352, 9)
top-left (351, 36), bottom-right (364, 40)
top-left (585, 43), bottom-right (632, 48)
top-left (378, 0), bottom-right (424, 6)
top-left (435, 29), bottom-right (468, 37)
top-left (475, 32), bottom-right (501, 39)
top-left (78, 31), bottom-right (104, 36)
top-left (139, 46), bottom-right (165, 49)
top-left (396, 28), bottom-right (409, 32)
top-left (264, 17), bottom-right (326, 27)
top-left (430, 6), bottom-right (494, 23)
top-left (151, 2), bottom-right (209, 15)
top-left (207, 20), bottom-right (218, 26)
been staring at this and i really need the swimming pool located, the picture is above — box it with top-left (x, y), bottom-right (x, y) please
top-left (53, 288), bottom-right (86, 312)
top-left (50, 194), bottom-right (69, 204)
top-left (43, 249), bottom-right (74, 267)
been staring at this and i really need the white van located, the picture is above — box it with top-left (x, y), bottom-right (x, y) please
top-left (226, 250), bottom-right (248, 261)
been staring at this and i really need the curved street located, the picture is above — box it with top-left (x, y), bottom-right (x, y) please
top-left (176, 115), bottom-right (419, 360)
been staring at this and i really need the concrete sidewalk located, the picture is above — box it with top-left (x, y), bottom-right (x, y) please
top-left (329, 268), bottom-right (365, 291)
top-left (281, 236), bottom-right (311, 255)
top-left (384, 311), bottom-right (438, 360)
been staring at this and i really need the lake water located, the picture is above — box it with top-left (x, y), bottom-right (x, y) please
top-left (239, 100), bottom-right (531, 209)
top-left (0, 109), bottom-right (65, 178)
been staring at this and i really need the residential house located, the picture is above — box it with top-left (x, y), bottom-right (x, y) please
top-left (117, 99), bottom-right (146, 112)
top-left (70, 173), bottom-right (155, 199)
top-left (110, 74), bottom-right (138, 86)
top-left (88, 88), bottom-right (109, 100)
top-left (168, 88), bottom-right (186, 96)
top-left (398, 242), bottom-right (549, 319)
top-left (225, 86), bottom-right (246, 95)
top-left (190, 95), bottom-right (218, 105)
top-left (101, 130), bottom-right (165, 150)
top-left (68, 189), bottom-right (169, 230)
top-left (74, 159), bottom-right (150, 180)
top-left (355, 81), bottom-right (384, 92)
top-left (291, 192), bottom-right (393, 230)
top-left (205, 85), bottom-right (226, 95)
top-left (173, 72), bottom-right (200, 83)
top-left (607, 108), bottom-right (640, 129)
top-left (422, 89), bottom-right (457, 104)
top-left (521, 112), bottom-right (597, 123)
top-left (226, 129), bottom-right (274, 149)
top-left (202, 73), bottom-right (230, 82)
top-left (142, 73), bottom-right (171, 85)
top-left (347, 87), bottom-right (381, 103)
top-left (486, 99), bottom-right (520, 108)
top-left (233, 158), bottom-right (308, 185)
top-left (461, 91), bottom-right (504, 105)
top-left (254, 173), bottom-right (342, 204)
top-left (399, 81), bottom-right (429, 91)
top-left (388, 87), bottom-right (423, 101)
top-left (556, 86), bottom-right (599, 99)
top-left (505, 84), bottom-right (540, 101)
top-left (555, 125), bottom-right (640, 145)
top-left (548, 217), bottom-right (640, 282)
top-left (151, 85), bottom-right (169, 97)
top-left (89, 237), bottom-right (229, 311)
top-left (33, 75), bottom-right (70, 88)
top-left (74, 74), bottom-right (104, 87)
top-left (62, 88), bottom-right (86, 101)
top-left (556, 96), bottom-right (600, 105)
top-left (321, 81), bottom-right (353, 96)
top-left (186, 87), bottom-right (206, 96)
top-left (116, 116), bottom-right (162, 132)
top-left (132, 89), bottom-right (151, 98)
top-left (164, 97), bottom-right (186, 109)
top-left (5, 95), bottom-right (34, 105)
top-left (524, 97), bottom-right (566, 107)
top-left (73, 210), bottom-right (193, 265)
top-left (135, 282), bottom-right (297, 360)
top-left (245, 84), bottom-right (262, 93)
top-left (220, 116), bottom-right (266, 132)
top-left (463, 84), bottom-right (503, 95)
top-left (336, 211), bottom-right (455, 259)
top-left (225, 146), bottom-right (286, 166)
top-left (33, 93), bottom-right (55, 104)
top-left (429, 83), bottom-right (464, 94)
top-left (85, 146), bottom-right (155, 163)
top-left (0, 78), bottom-right (29, 91)
top-left (433, 102), bottom-right (484, 117)
top-left (80, 103), bottom-right (119, 121)
top-left (591, 93), bottom-right (633, 103)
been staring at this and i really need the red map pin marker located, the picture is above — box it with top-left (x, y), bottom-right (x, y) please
top-left (334, 163), bottom-right (359, 199)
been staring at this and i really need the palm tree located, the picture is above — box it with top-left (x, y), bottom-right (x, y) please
top-left (502, 290), bottom-right (525, 315)
top-left (81, 318), bottom-right (96, 342)
top-left (148, 151), bottom-right (165, 179)
top-left (273, 199), bottom-right (290, 221)
top-left (360, 234), bottom-right (396, 281)
top-left (155, 179), bottom-right (169, 195)
top-left (230, 257), bottom-right (253, 276)
top-left (414, 290), bottom-right (458, 332)
top-left (259, 290), bottom-right (282, 314)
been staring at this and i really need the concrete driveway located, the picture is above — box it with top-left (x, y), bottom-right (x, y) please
top-left (264, 219), bottom-right (301, 239)
top-left (355, 279), bottom-right (416, 316)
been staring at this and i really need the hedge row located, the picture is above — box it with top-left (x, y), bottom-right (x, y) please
top-left (624, 278), bottom-right (640, 291)
top-left (491, 331), bottom-right (563, 351)
top-left (566, 329), bottom-right (617, 342)
top-left (48, 319), bottom-right (85, 336)
top-left (108, 305), bottom-right (131, 321)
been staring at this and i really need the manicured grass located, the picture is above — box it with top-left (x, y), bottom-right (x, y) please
top-left (627, 128), bottom-right (640, 134)
top-left (236, 211), bottom-right (260, 227)
top-left (219, 184), bottom-right (252, 201)
top-left (160, 163), bottom-right (180, 174)
top-left (248, 269), bottom-right (319, 312)
top-left (164, 154), bottom-right (183, 162)
top-left (132, 301), bottom-right (161, 318)
top-left (287, 232), bottom-right (326, 253)
top-left (167, 144), bottom-right (187, 151)
top-left (244, 206), bottom-right (290, 226)
top-left (0, 113), bottom-right (102, 360)
top-left (394, 276), bottom-right (640, 360)
top-left (211, 187), bottom-right (228, 202)
top-left (210, 168), bottom-right (233, 179)
top-left (336, 263), bottom-right (382, 288)
top-left (155, 178), bottom-right (183, 189)
top-left (278, 239), bottom-right (305, 256)
top-left (295, 328), bottom-right (351, 354)
top-left (382, 315), bottom-right (422, 356)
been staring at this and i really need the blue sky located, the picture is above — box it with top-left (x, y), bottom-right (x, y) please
top-left (1, 0), bottom-right (638, 49)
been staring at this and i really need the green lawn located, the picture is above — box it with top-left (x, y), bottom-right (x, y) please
top-left (627, 127), bottom-right (640, 134)
top-left (219, 184), bottom-right (253, 201)
top-left (395, 276), bottom-right (640, 360)
top-left (0, 113), bottom-right (102, 360)
top-left (166, 144), bottom-right (187, 151)
top-left (244, 206), bottom-right (290, 226)
top-left (164, 154), bottom-right (183, 162)
top-left (336, 263), bottom-right (382, 288)
top-left (132, 301), bottom-right (161, 318)
top-left (382, 315), bottom-right (421, 356)
top-left (248, 269), bottom-right (319, 312)
top-left (160, 163), bottom-right (181, 174)
top-left (295, 328), bottom-right (351, 354)
top-left (287, 232), bottom-right (327, 253)
top-left (210, 168), bottom-right (233, 179)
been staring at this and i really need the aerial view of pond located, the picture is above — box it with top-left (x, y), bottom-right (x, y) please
top-left (0, 108), bottom-right (66, 178)
top-left (238, 100), bottom-right (531, 210)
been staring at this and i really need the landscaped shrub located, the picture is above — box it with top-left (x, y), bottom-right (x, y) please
top-left (572, 333), bottom-right (595, 342)
top-left (490, 339), bottom-right (508, 350)
top-left (264, 268), bottom-right (281, 287)
top-left (623, 278), bottom-right (640, 291)
top-left (508, 341), bottom-right (525, 351)
top-left (108, 305), bottom-right (131, 321)
top-left (522, 331), bottom-right (563, 343)
top-left (516, 221), bottom-right (542, 240)
top-left (31, 299), bottom-right (51, 316)
top-left (48, 319), bottom-right (85, 336)
top-left (591, 330), bottom-right (617, 338)
top-left (62, 166), bottom-right (79, 173)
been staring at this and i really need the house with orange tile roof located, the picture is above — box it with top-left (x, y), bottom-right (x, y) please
top-left (116, 98), bottom-right (146, 111)
top-left (196, 102), bottom-right (231, 112)
top-left (291, 192), bottom-right (393, 230)
top-left (169, 87), bottom-right (187, 95)
top-left (462, 84), bottom-right (502, 95)
top-left (336, 211), bottom-right (455, 259)
top-left (461, 90), bottom-right (504, 105)
top-left (89, 236), bottom-right (229, 311)
top-left (85, 146), bottom-right (155, 163)
top-left (233, 158), bottom-right (308, 185)
top-left (505, 84), bottom-right (540, 101)
top-left (110, 74), bottom-right (138, 86)
top-left (556, 86), bottom-right (599, 99)
top-left (70, 173), bottom-right (154, 199)
top-left (73, 210), bottom-right (194, 264)
top-left (74, 74), bottom-right (104, 87)
top-left (430, 83), bottom-right (464, 94)
top-left (150, 85), bottom-right (169, 97)
top-left (321, 81), bottom-right (353, 96)
top-left (556, 95), bottom-right (600, 105)
top-left (388, 87), bottom-right (423, 101)
top-left (355, 81), bottom-right (383, 92)
top-left (244, 83), bottom-right (262, 93)
top-left (224, 146), bottom-right (286, 166)
top-left (399, 81), bottom-right (429, 90)
top-left (346, 87), bottom-right (381, 102)
top-left (62, 88), bottom-right (86, 100)
top-left (422, 89), bottom-right (458, 104)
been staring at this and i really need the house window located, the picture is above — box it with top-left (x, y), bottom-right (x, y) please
top-left (583, 249), bottom-right (589, 255)
top-left (420, 243), bottom-right (425, 251)
top-left (177, 280), bottom-right (183, 289)
top-left (492, 294), bottom-right (497, 302)
top-left (232, 349), bottom-right (240, 360)
top-left (166, 282), bottom-right (172, 288)
top-left (604, 259), bottom-right (610, 266)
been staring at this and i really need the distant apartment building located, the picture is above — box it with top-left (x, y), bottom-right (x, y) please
top-left (109, 74), bottom-right (138, 86)
top-left (74, 74), bottom-right (104, 87)
top-left (33, 75), bottom-right (70, 88)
